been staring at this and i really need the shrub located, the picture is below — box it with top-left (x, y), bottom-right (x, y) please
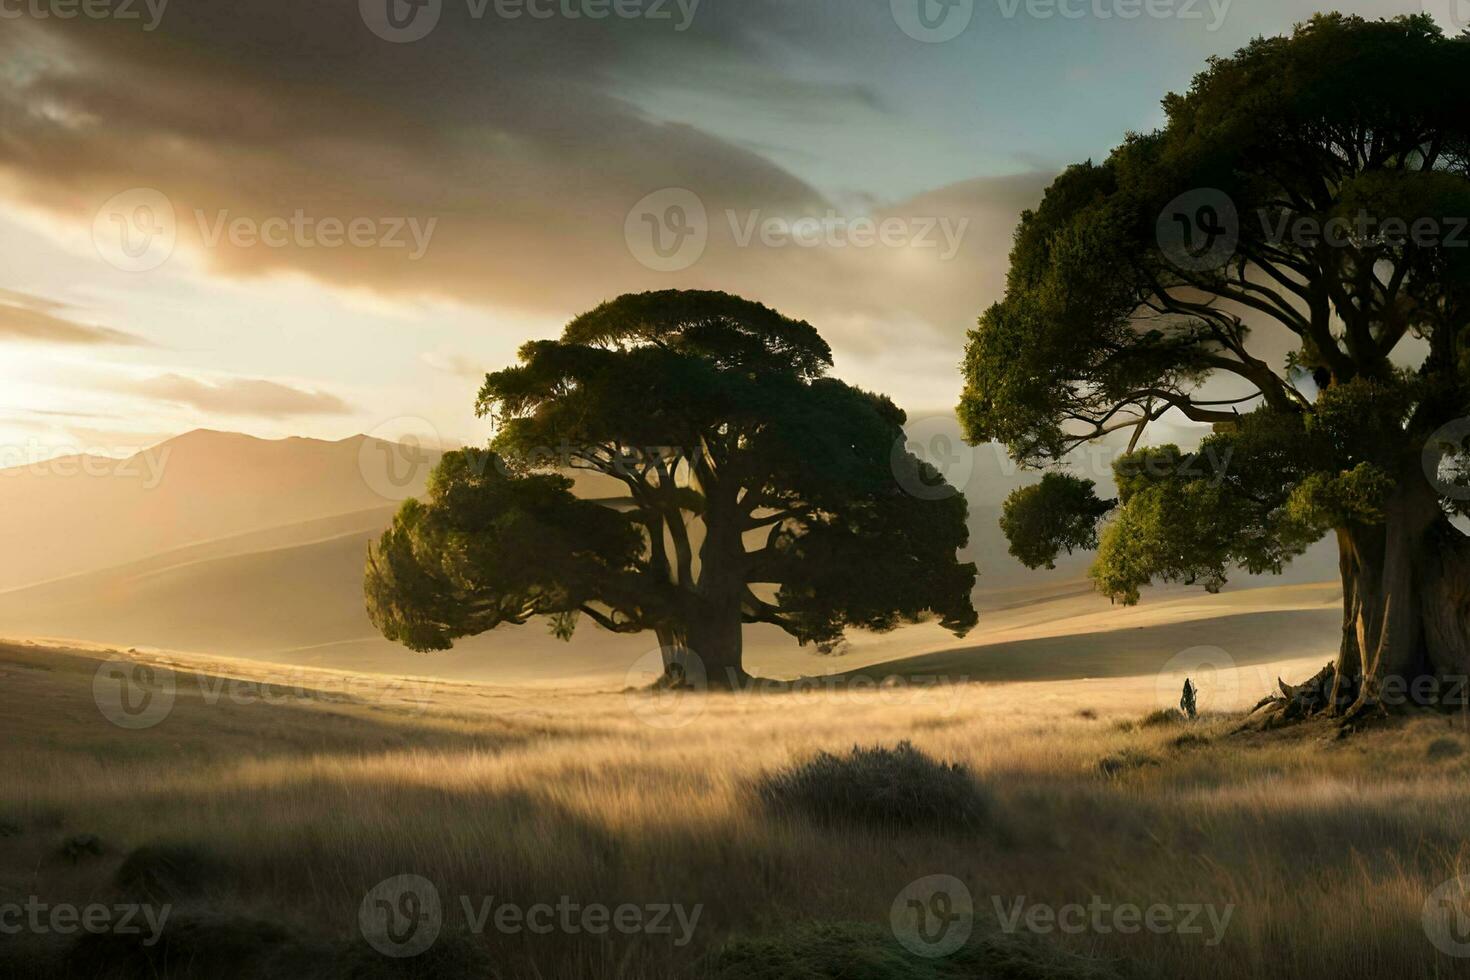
top-left (1427, 737), bottom-right (1464, 761)
top-left (756, 742), bottom-right (990, 832)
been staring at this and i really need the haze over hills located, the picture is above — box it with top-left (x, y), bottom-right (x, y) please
top-left (0, 426), bottom-right (1342, 683)
top-left (0, 429), bottom-right (442, 591)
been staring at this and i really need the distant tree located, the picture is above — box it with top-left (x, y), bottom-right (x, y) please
top-left (367, 290), bottom-right (977, 686)
top-left (960, 15), bottom-right (1470, 720)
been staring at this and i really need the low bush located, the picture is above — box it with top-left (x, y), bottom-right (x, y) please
top-left (756, 741), bottom-right (991, 832)
top-left (1427, 736), bottom-right (1464, 761)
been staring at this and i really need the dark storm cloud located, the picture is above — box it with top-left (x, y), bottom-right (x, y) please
top-left (0, 2), bottom-right (1042, 345)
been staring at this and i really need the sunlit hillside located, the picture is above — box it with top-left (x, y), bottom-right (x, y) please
top-left (3, 637), bottom-right (1463, 979)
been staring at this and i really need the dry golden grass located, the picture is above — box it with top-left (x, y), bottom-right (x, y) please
top-left (3, 638), bottom-right (1469, 978)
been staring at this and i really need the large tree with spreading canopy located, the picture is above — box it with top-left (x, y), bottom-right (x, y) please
top-left (961, 14), bottom-right (1470, 722)
top-left (367, 290), bottom-right (977, 686)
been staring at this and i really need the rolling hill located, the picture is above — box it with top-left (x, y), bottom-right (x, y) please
top-left (0, 427), bottom-right (1344, 684)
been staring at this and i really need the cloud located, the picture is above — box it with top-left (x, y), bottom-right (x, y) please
top-left (0, 5), bottom-right (1055, 414)
top-left (0, 9), bottom-right (823, 309)
top-left (421, 351), bottom-right (488, 380)
top-left (129, 374), bottom-right (353, 418)
top-left (0, 288), bottom-right (145, 346)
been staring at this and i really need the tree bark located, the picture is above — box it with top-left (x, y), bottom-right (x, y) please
top-left (686, 607), bottom-right (747, 690)
top-left (1330, 473), bottom-right (1470, 718)
top-left (679, 467), bottom-right (752, 690)
top-left (654, 625), bottom-right (699, 687)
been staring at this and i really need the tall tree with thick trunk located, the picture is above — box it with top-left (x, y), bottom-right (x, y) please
top-left (960, 15), bottom-right (1470, 721)
top-left (367, 290), bottom-right (977, 686)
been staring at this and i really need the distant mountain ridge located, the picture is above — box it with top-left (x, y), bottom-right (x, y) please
top-left (0, 426), bottom-right (1340, 682)
top-left (0, 428), bottom-right (440, 591)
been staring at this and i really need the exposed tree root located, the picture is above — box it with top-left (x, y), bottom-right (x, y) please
top-left (1232, 661), bottom-right (1389, 738)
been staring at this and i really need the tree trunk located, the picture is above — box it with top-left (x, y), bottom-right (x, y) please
top-left (686, 609), bottom-right (747, 690)
top-left (652, 558), bottom-right (746, 690)
top-left (654, 625), bottom-right (700, 688)
top-left (1330, 473), bottom-right (1470, 718)
top-left (653, 613), bottom-right (746, 690)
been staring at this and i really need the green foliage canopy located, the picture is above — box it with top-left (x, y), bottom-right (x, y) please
top-left (369, 290), bottom-right (978, 656)
top-left (963, 14), bottom-right (1470, 604)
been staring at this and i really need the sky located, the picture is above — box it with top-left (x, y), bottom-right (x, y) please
top-left (0, 0), bottom-right (1454, 462)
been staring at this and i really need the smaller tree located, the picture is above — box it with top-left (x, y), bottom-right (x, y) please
top-left (999, 474), bottom-right (1114, 571)
top-left (962, 15), bottom-right (1470, 720)
top-left (366, 290), bottom-right (977, 686)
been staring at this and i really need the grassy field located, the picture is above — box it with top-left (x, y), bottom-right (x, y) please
top-left (3, 637), bottom-right (1470, 978)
